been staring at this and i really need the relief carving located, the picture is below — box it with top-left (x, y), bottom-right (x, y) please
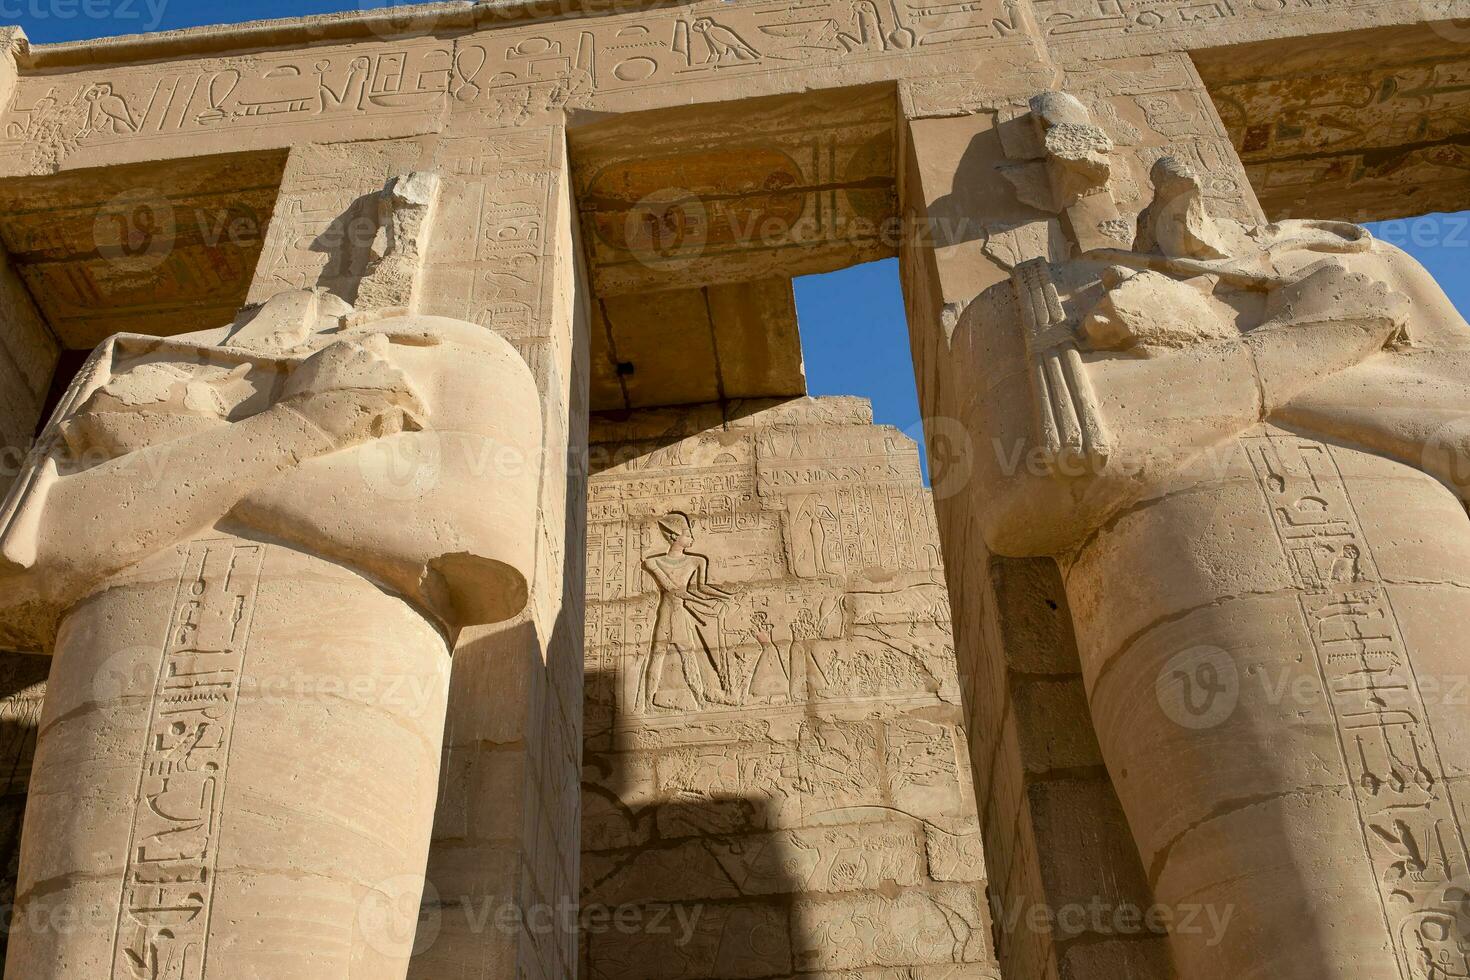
top-left (0, 172), bottom-right (545, 978)
top-left (638, 511), bottom-right (735, 712)
top-left (0, 0), bottom-right (1023, 174)
top-left (582, 403), bottom-right (993, 978)
top-left (947, 91), bottom-right (1470, 979)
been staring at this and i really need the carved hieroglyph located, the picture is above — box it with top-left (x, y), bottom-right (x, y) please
top-left (0, 276), bottom-right (543, 979)
top-left (0, 0), bottom-right (1036, 178)
top-left (941, 88), bottom-right (1470, 979)
top-left (582, 398), bottom-right (996, 979)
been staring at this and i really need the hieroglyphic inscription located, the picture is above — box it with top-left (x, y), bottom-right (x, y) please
top-left (1034, 0), bottom-right (1416, 46)
top-left (1201, 39), bottom-right (1470, 222)
top-left (1248, 435), bottom-right (1470, 979)
top-left (110, 540), bottom-right (265, 980)
top-left (424, 129), bottom-right (562, 343)
top-left (585, 418), bottom-right (948, 724)
top-left (582, 404), bottom-right (990, 978)
top-left (0, 0), bottom-right (1020, 173)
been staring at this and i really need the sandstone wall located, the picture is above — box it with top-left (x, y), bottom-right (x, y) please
top-left (581, 396), bottom-right (996, 979)
top-left (0, 248), bottom-right (54, 500)
top-left (973, 557), bottom-right (1175, 980)
top-left (0, 652), bottom-right (46, 968)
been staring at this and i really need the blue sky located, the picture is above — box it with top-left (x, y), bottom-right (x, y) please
top-left (800, 220), bottom-right (1470, 482)
top-left (10, 5), bottom-right (1468, 482)
top-left (2, 0), bottom-right (382, 41)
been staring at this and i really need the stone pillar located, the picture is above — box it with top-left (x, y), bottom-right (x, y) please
top-left (22, 537), bottom-right (454, 979)
top-left (244, 128), bottom-right (592, 979)
top-left (902, 58), bottom-right (1470, 980)
top-left (416, 124), bottom-right (590, 980)
top-left (0, 168), bottom-right (547, 978)
top-left (0, 650), bottom-right (45, 968)
top-left (901, 51), bottom-right (1256, 980)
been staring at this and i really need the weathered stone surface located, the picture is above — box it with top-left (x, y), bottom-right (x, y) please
top-left (0, 1), bottom-right (1461, 978)
top-left (582, 397), bottom-right (996, 979)
top-left (0, 651), bottom-right (45, 969)
top-left (1197, 23), bottom-right (1470, 223)
top-left (906, 71), bottom-right (1470, 980)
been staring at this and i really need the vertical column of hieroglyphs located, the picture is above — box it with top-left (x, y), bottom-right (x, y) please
top-left (1247, 434), bottom-right (1470, 967)
top-left (581, 397), bottom-right (997, 979)
top-left (109, 541), bottom-right (264, 980)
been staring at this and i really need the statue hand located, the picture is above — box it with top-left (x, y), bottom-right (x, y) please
top-left (1262, 262), bottom-right (1408, 338)
top-left (1248, 262), bottom-right (1410, 413)
top-left (282, 336), bottom-right (428, 447)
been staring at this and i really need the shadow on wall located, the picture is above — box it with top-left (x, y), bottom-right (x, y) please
top-left (580, 666), bottom-right (802, 979)
top-left (0, 651), bottom-right (50, 970)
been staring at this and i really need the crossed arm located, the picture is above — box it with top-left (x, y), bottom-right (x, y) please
top-left (0, 338), bottom-right (422, 598)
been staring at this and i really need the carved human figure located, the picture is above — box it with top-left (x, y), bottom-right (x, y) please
top-left (0, 287), bottom-right (542, 980)
top-left (955, 145), bottom-right (1470, 979)
top-left (744, 609), bottom-right (790, 703)
top-left (638, 511), bottom-right (733, 712)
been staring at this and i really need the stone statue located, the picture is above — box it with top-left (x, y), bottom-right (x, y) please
top-left (0, 285), bottom-right (542, 979)
top-left (960, 104), bottom-right (1470, 979)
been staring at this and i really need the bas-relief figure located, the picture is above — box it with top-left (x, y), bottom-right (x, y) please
top-left (0, 248), bottom-right (542, 974)
top-left (0, 0), bottom-right (1461, 976)
top-left (581, 406), bottom-right (994, 978)
top-left (638, 510), bottom-right (734, 712)
top-left (954, 91), bottom-right (1470, 980)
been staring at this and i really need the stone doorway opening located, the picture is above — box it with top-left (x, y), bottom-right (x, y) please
top-left (570, 85), bottom-right (995, 978)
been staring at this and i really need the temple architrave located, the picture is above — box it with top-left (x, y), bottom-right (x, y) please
top-left (0, 0), bottom-right (1465, 976)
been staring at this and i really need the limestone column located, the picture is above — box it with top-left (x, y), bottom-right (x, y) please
top-left (245, 129), bottom-right (592, 978)
top-left (0, 172), bottom-right (547, 978)
top-left (902, 66), bottom-right (1470, 980)
top-left (899, 52), bottom-right (1258, 980)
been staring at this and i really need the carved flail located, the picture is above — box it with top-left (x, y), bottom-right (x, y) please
top-left (1011, 257), bottom-right (1112, 469)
